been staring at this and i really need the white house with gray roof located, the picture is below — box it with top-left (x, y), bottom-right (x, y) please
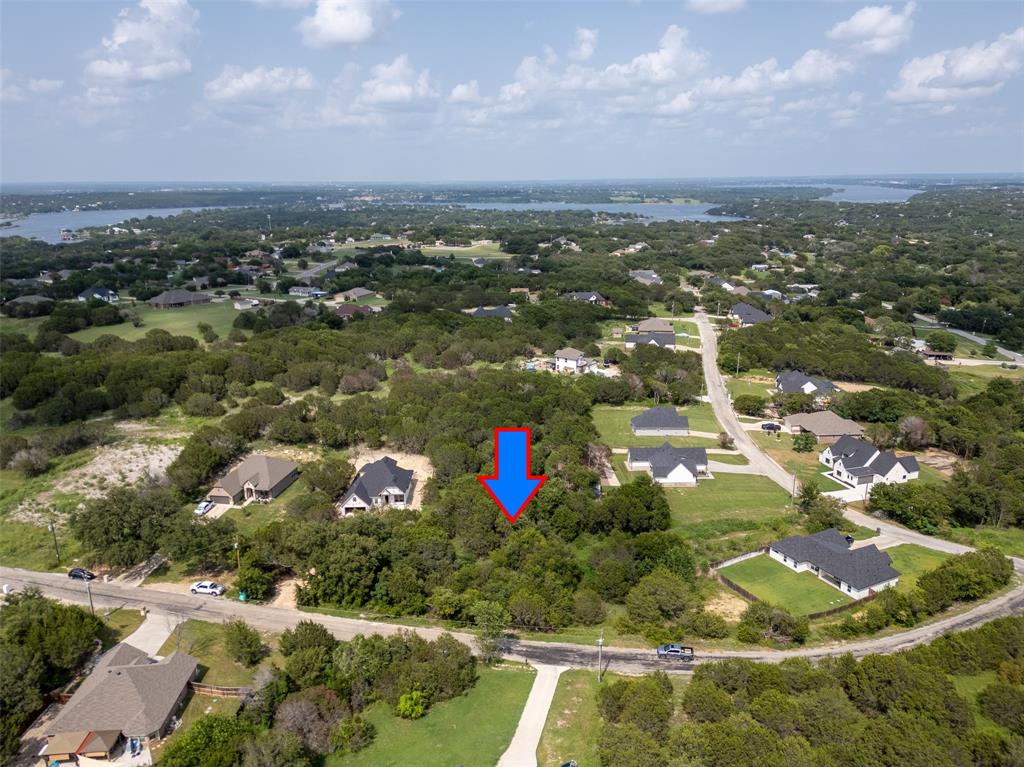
top-left (769, 528), bottom-right (900, 600)
top-left (630, 406), bottom-right (690, 436)
top-left (775, 371), bottom-right (839, 400)
top-left (626, 443), bottom-right (708, 487)
top-left (554, 347), bottom-right (597, 374)
top-left (819, 435), bottom-right (919, 488)
top-left (337, 456), bottom-right (415, 516)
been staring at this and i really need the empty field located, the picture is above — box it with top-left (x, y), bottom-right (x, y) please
top-left (421, 242), bottom-right (510, 259)
top-left (718, 554), bottom-right (853, 615)
top-left (662, 473), bottom-right (793, 532)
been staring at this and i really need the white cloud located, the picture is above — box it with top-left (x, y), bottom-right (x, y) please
top-left (298, 0), bottom-right (396, 47)
top-left (85, 0), bottom-right (197, 83)
top-left (600, 25), bottom-right (705, 86)
top-left (250, 0), bottom-right (312, 6)
top-left (449, 80), bottom-right (481, 103)
top-left (699, 49), bottom-right (851, 99)
top-left (1, 70), bottom-right (64, 102)
top-left (828, 2), bottom-right (915, 55)
top-left (569, 28), bottom-right (598, 62)
top-left (887, 27), bottom-right (1024, 103)
top-left (687, 0), bottom-right (746, 14)
top-left (204, 66), bottom-right (315, 103)
top-left (356, 54), bottom-right (433, 106)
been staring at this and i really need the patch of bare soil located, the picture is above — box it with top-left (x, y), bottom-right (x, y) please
top-left (834, 382), bottom-right (880, 393)
top-left (917, 448), bottom-right (960, 477)
top-left (141, 572), bottom-right (237, 595)
top-left (705, 591), bottom-right (748, 621)
top-left (262, 445), bottom-right (324, 464)
top-left (347, 445), bottom-right (435, 510)
top-left (117, 420), bottom-right (189, 440)
top-left (269, 577), bottom-right (300, 609)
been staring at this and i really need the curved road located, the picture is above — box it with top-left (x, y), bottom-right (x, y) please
top-left (913, 312), bottom-right (1024, 364)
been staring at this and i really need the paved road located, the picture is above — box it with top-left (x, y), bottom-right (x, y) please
top-left (913, 312), bottom-right (1024, 363)
top-left (496, 664), bottom-right (566, 767)
top-left (5, 566), bottom-right (1023, 672)
top-left (694, 311), bottom-right (797, 495)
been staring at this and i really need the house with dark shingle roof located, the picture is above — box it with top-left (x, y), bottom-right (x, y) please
top-left (626, 443), bottom-right (708, 486)
top-left (775, 371), bottom-right (839, 398)
top-left (206, 455), bottom-right (299, 506)
top-left (625, 331), bottom-right (676, 350)
top-left (728, 302), bottom-right (771, 327)
top-left (631, 406), bottom-right (690, 436)
top-left (632, 317), bottom-right (674, 334)
top-left (563, 290), bottom-right (610, 306)
top-left (769, 528), bottom-right (900, 600)
top-left (43, 643), bottom-right (197, 761)
top-left (467, 305), bottom-right (514, 321)
top-left (629, 269), bottom-right (663, 286)
top-left (77, 287), bottom-right (119, 304)
top-left (337, 456), bottom-right (415, 516)
top-left (148, 289), bottom-right (212, 309)
top-left (819, 435), bottom-right (919, 488)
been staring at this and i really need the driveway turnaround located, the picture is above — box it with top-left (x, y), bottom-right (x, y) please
top-left (497, 664), bottom-right (566, 767)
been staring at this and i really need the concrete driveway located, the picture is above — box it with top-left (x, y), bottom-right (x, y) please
top-left (496, 664), bottom-right (566, 767)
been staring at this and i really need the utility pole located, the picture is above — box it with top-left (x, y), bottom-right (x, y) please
top-left (234, 541), bottom-right (241, 570)
top-left (48, 521), bottom-right (61, 565)
top-left (597, 630), bottom-right (605, 683)
top-left (85, 579), bottom-right (95, 616)
top-left (736, 352), bottom-right (741, 379)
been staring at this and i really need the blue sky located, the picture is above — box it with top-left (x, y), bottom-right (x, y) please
top-left (1, 0), bottom-right (1022, 182)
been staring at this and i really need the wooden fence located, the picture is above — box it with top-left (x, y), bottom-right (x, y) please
top-left (189, 681), bottom-right (252, 699)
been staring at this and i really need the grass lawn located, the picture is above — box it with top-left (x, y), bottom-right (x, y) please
top-left (885, 544), bottom-right (951, 592)
top-left (329, 665), bottom-right (535, 767)
top-left (951, 672), bottom-right (1012, 737)
top-left (103, 607), bottom-right (146, 645)
top-left (537, 669), bottom-right (612, 767)
top-left (917, 463), bottom-right (949, 486)
top-left (158, 619), bottom-right (282, 688)
top-left (0, 301), bottom-right (247, 344)
top-left (726, 376), bottom-right (775, 399)
top-left (663, 473), bottom-right (793, 532)
top-left (0, 519), bottom-right (84, 571)
top-left (950, 526), bottom-right (1024, 558)
top-left (151, 695), bottom-right (241, 762)
top-left (592, 404), bottom-right (722, 447)
top-left (421, 242), bottom-right (510, 260)
top-left (708, 453), bottom-right (750, 465)
top-left (751, 432), bottom-right (845, 492)
top-left (718, 554), bottom-right (853, 615)
top-left (948, 365), bottom-right (1024, 397)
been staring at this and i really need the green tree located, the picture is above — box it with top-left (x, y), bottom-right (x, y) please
top-left (926, 329), bottom-right (957, 353)
top-left (470, 599), bottom-right (510, 663)
top-left (792, 433), bottom-right (817, 452)
top-left (733, 394), bottom-right (767, 417)
top-left (224, 619), bottom-right (263, 667)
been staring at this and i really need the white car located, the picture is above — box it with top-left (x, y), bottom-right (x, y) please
top-left (190, 580), bottom-right (225, 596)
top-left (193, 500), bottom-right (214, 516)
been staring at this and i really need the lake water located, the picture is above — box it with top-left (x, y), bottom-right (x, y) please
top-left (0, 206), bottom-right (222, 244)
top-left (450, 201), bottom-right (742, 222)
top-left (813, 184), bottom-right (921, 203)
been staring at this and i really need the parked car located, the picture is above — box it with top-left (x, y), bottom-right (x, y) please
top-left (68, 567), bottom-right (96, 581)
top-left (190, 580), bottom-right (225, 596)
top-left (656, 643), bottom-right (695, 661)
top-left (193, 500), bottom-right (214, 516)
top-left (760, 422), bottom-right (782, 432)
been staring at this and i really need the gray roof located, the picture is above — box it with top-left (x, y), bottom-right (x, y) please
top-left (771, 529), bottom-right (900, 591)
top-left (340, 287), bottom-right (375, 300)
top-left (636, 318), bottom-right (674, 333)
top-left (627, 443), bottom-right (707, 479)
top-left (629, 269), bottom-right (663, 285)
top-left (48, 643), bottom-right (197, 738)
top-left (555, 347), bottom-right (585, 360)
top-left (470, 305), bottom-right (513, 319)
top-left (213, 454), bottom-right (298, 496)
top-left (625, 331), bottom-right (676, 348)
top-left (776, 370), bottom-right (839, 394)
top-left (79, 287), bottom-right (118, 300)
top-left (344, 457), bottom-right (414, 505)
top-left (7, 294), bottom-right (53, 304)
top-left (631, 406), bottom-right (689, 431)
top-left (783, 411), bottom-right (864, 438)
top-left (828, 435), bottom-right (919, 475)
top-left (564, 291), bottom-right (605, 303)
top-left (730, 302), bottom-right (771, 324)
top-left (148, 288), bottom-right (211, 307)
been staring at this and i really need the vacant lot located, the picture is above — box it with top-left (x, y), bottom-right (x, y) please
top-left (949, 364), bottom-right (1024, 397)
top-left (158, 619), bottom-right (282, 687)
top-left (593, 404), bottom-right (723, 447)
top-left (537, 669), bottom-right (610, 767)
top-left (885, 544), bottom-right (951, 592)
top-left (421, 242), bottom-right (510, 259)
top-left (660, 473), bottom-right (793, 534)
top-left (329, 665), bottom-right (534, 767)
top-left (950, 526), bottom-right (1024, 558)
top-left (718, 554), bottom-right (853, 615)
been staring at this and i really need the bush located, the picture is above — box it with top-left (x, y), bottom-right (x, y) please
top-left (280, 620), bottom-right (337, 656)
top-left (978, 682), bottom-right (1024, 735)
top-left (792, 433), bottom-right (817, 452)
top-left (733, 394), bottom-right (767, 417)
top-left (235, 565), bottom-right (275, 602)
top-left (573, 588), bottom-right (607, 625)
top-left (181, 392), bottom-right (225, 417)
top-left (332, 715), bottom-right (376, 753)
top-left (396, 689), bottom-right (428, 719)
top-left (224, 619), bottom-right (263, 667)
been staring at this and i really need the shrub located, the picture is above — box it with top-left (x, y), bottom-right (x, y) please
top-left (396, 690), bottom-right (428, 719)
top-left (224, 619), bottom-right (263, 667)
top-left (978, 682), bottom-right (1024, 735)
top-left (332, 715), bottom-right (376, 753)
top-left (181, 392), bottom-right (225, 417)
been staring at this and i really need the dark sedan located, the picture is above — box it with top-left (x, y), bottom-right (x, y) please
top-left (68, 567), bottom-right (96, 581)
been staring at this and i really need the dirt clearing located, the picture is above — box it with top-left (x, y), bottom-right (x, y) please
top-left (705, 591), bottom-right (749, 621)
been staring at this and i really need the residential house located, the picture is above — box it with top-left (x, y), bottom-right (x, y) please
top-left (234, 298), bottom-right (260, 310)
top-left (732, 286), bottom-right (752, 297)
top-left (783, 411), bottom-right (864, 444)
top-left (728, 302), bottom-right (771, 327)
top-left (471, 257), bottom-right (488, 268)
top-left (6, 294), bottom-right (54, 306)
top-left (751, 263), bottom-right (770, 272)
top-left (148, 289), bottom-right (212, 309)
top-left (369, 233), bottom-right (392, 241)
top-left (625, 331), bottom-right (675, 350)
top-left (288, 286), bottom-right (328, 298)
top-left (755, 288), bottom-right (784, 301)
top-left (467, 305), bottom-right (514, 321)
top-left (769, 528), bottom-right (900, 600)
top-left (77, 287), bottom-right (119, 304)
top-left (510, 287), bottom-right (538, 302)
top-left (37, 269), bottom-right (75, 285)
top-left (626, 444), bottom-right (708, 487)
top-left (338, 261), bottom-right (359, 271)
top-left (631, 317), bottom-right (674, 333)
top-left (41, 643), bottom-right (198, 764)
top-left (206, 455), bottom-right (299, 506)
top-left (775, 371), bottom-right (839, 402)
top-left (336, 303), bottom-right (373, 320)
top-left (708, 276), bottom-right (735, 292)
top-left (337, 287), bottom-right (377, 302)
top-left (549, 236), bottom-right (581, 252)
top-left (554, 347), bottom-right (597, 374)
top-left (629, 269), bottom-right (663, 286)
top-left (192, 276), bottom-right (211, 290)
top-left (630, 406), bottom-right (690, 436)
top-left (337, 457), bottom-right (415, 516)
top-left (563, 291), bottom-right (610, 306)
top-left (819, 436), bottom-right (920, 488)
